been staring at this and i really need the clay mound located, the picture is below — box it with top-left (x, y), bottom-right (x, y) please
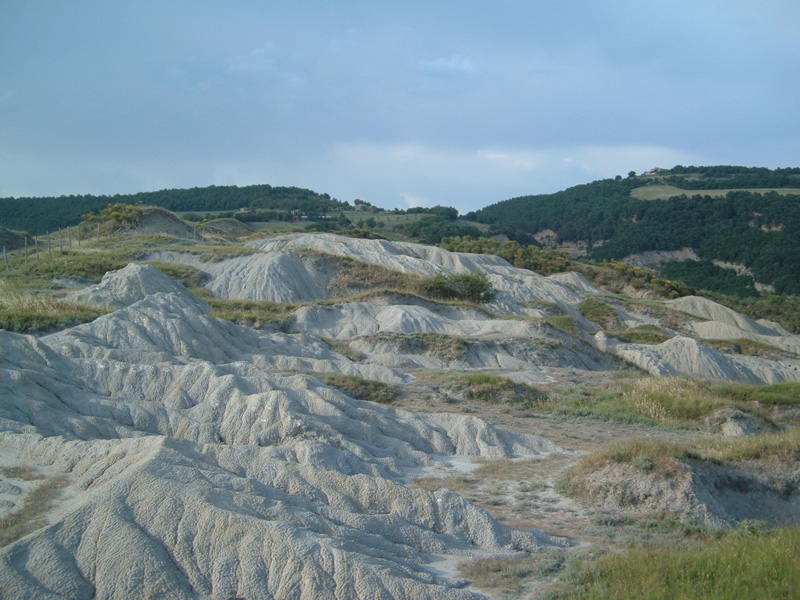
top-left (0, 431), bottom-right (566, 600)
top-left (665, 296), bottom-right (800, 356)
top-left (136, 206), bottom-right (196, 237)
top-left (145, 233), bottom-right (584, 308)
top-left (0, 277), bottom-right (570, 598)
top-left (198, 217), bottom-right (254, 238)
top-left (612, 336), bottom-right (800, 384)
top-left (613, 337), bottom-right (757, 382)
top-left (251, 233), bottom-right (513, 276)
top-left (574, 457), bottom-right (800, 527)
top-left (547, 272), bottom-right (606, 295)
top-left (349, 334), bottom-right (618, 374)
top-left (203, 251), bottom-right (333, 302)
top-left (45, 291), bottom-right (409, 384)
top-left (64, 263), bottom-right (192, 309)
top-left (293, 302), bottom-right (540, 340)
top-left (138, 234), bottom-right (800, 383)
top-left (0, 227), bottom-right (35, 251)
top-left (242, 233), bottom-right (584, 307)
top-left (668, 296), bottom-right (778, 336)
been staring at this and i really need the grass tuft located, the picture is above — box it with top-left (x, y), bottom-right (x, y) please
top-left (202, 296), bottom-right (296, 330)
top-left (319, 374), bottom-right (399, 404)
top-left (443, 372), bottom-right (548, 408)
top-left (0, 476), bottom-right (68, 548)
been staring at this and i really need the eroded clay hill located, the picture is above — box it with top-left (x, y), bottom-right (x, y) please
top-left (2, 233), bottom-right (800, 599)
top-left (147, 233), bottom-right (800, 385)
top-left (2, 264), bottom-right (569, 599)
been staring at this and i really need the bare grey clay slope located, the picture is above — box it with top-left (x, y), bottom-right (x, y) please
top-left (0, 279), bottom-right (568, 599)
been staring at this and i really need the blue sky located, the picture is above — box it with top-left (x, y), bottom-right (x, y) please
top-left (2, 1), bottom-right (799, 212)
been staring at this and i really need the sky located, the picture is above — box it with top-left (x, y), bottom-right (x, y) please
top-left (2, 1), bottom-right (799, 213)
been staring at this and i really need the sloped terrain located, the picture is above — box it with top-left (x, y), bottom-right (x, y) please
top-left (0, 266), bottom-right (569, 599)
top-left (2, 232), bottom-right (800, 598)
top-left (145, 233), bottom-right (800, 386)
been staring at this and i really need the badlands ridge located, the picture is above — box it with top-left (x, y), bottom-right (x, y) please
top-left (2, 233), bottom-right (799, 599)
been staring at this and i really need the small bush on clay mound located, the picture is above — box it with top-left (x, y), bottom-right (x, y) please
top-left (445, 373), bottom-right (548, 409)
top-left (320, 374), bottom-right (399, 404)
top-left (421, 271), bottom-right (497, 303)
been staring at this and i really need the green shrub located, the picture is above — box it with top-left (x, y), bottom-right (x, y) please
top-left (578, 298), bottom-right (620, 330)
top-left (444, 373), bottom-right (548, 408)
top-left (319, 374), bottom-right (399, 404)
top-left (421, 271), bottom-right (497, 303)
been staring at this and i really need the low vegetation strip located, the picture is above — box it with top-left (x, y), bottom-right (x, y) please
top-left (560, 427), bottom-right (800, 501)
top-left (560, 526), bottom-right (800, 600)
top-left (543, 378), bottom-right (800, 427)
top-left (318, 374), bottom-right (399, 404)
top-left (0, 279), bottom-right (107, 333)
top-left (442, 372), bottom-right (548, 408)
top-left (0, 475), bottom-right (68, 548)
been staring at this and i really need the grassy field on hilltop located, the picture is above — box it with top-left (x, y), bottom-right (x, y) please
top-left (632, 184), bottom-right (800, 201)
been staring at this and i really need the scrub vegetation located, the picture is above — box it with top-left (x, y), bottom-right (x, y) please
top-left (557, 526), bottom-right (800, 600)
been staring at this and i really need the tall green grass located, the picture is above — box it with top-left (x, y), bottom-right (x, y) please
top-left (561, 527), bottom-right (800, 600)
top-left (0, 279), bottom-right (107, 333)
top-left (546, 377), bottom-right (800, 427)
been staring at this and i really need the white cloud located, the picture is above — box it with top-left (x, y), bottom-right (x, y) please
top-left (418, 55), bottom-right (476, 76)
top-left (399, 194), bottom-right (429, 209)
top-left (227, 46), bottom-right (276, 75)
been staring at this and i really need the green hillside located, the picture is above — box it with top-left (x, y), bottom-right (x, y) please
top-left (0, 184), bottom-right (347, 236)
top-left (467, 166), bottom-right (800, 295)
top-left (4, 165), bottom-right (800, 296)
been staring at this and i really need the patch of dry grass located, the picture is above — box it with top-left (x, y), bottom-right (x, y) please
top-left (409, 474), bottom-right (476, 494)
top-left (459, 552), bottom-right (566, 592)
top-left (0, 475), bottom-right (68, 547)
top-left (609, 324), bottom-right (672, 345)
top-left (546, 376), bottom-right (794, 428)
top-left (202, 295), bottom-right (297, 330)
top-left (0, 279), bottom-right (107, 333)
top-left (558, 526), bottom-right (800, 600)
top-left (327, 257), bottom-right (428, 297)
top-left (578, 298), bottom-right (621, 331)
top-left (443, 373), bottom-right (549, 408)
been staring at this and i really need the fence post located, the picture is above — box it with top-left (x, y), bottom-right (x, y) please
top-left (3, 246), bottom-right (8, 273)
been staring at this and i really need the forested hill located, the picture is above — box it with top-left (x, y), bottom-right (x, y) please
top-left (0, 184), bottom-right (345, 236)
top-left (466, 166), bottom-right (800, 295)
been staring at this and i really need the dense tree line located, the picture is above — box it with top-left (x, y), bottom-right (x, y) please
top-left (393, 217), bottom-right (482, 245)
top-left (0, 184), bottom-right (344, 235)
top-left (588, 191), bottom-right (800, 293)
top-left (664, 166), bottom-right (800, 189)
top-left (467, 177), bottom-right (641, 245)
top-left (469, 169), bottom-right (800, 294)
top-left (660, 261), bottom-right (759, 298)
